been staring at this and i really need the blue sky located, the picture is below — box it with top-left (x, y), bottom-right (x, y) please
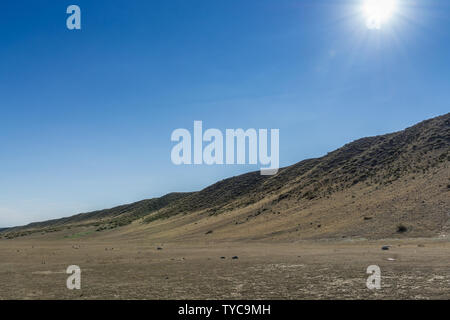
top-left (1, 0), bottom-right (449, 227)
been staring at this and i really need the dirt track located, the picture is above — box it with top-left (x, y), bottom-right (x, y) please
top-left (0, 238), bottom-right (449, 299)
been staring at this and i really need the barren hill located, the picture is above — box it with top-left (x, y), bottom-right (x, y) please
top-left (2, 113), bottom-right (449, 241)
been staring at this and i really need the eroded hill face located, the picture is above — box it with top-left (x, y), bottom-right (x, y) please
top-left (1, 113), bottom-right (449, 241)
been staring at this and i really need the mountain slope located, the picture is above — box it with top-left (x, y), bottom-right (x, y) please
top-left (1, 192), bottom-right (191, 238)
top-left (1, 113), bottom-right (449, 241)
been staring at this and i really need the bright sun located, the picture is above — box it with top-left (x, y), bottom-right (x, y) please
top-left (363, 0), bottom-right (397, 29)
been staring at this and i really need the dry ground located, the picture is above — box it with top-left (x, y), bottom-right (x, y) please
top-left (0, 238), bottom-right (449, 300)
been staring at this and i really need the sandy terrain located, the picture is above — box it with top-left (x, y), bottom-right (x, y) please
top-left (0, 238), bottom-right (449, 300)
top-left (1, 115), bottom-right (447, 300)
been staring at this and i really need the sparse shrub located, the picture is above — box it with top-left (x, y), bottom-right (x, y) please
top-left (397, 224), bottom-right (407, 233)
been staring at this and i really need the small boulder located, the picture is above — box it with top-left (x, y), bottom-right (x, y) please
top-left (387, 258), bottom-right (396, 261)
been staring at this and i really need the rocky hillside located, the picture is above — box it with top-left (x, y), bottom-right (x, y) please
top-left (2, 113), bottom-right (449, 240)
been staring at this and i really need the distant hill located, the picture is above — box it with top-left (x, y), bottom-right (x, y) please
top-left (2, 113), bottom-right (449, 241)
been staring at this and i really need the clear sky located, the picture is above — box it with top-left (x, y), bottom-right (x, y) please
top-left (1, 0), bottom-right (449, 227)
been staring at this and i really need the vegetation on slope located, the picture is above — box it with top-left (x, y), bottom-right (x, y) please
top-left (1, 113), bottom-right (448, 240)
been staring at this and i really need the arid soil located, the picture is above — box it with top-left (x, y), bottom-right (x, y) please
top-left (1, 114), bottom-right (448, 300)
top-left (0, 238), bottom-right (448, 300)
top-left (4, 114), bottom-right (449, 242)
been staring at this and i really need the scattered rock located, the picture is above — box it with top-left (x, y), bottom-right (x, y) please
top-left (387, 258), bottom-right (396, 261)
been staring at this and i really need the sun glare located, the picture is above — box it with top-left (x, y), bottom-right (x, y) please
top-left (363, 0), bottom-right (397, 29)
